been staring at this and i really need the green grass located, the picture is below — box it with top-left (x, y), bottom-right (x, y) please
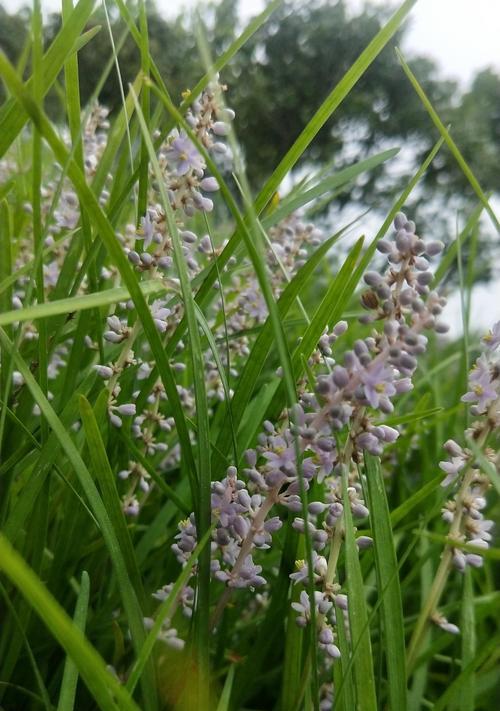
top-left (0, 1), bottom-right (498, 710)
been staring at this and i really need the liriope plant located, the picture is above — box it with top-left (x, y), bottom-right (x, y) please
top-left (0, 1), bottom-right (498, 711)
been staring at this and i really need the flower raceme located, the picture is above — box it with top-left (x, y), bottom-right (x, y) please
top-left (439, 324), bottom-right (498, 572)
top-left (408, 323), bottom-right (499, 645)
top-left (154, 212), bottom-right (451, 668)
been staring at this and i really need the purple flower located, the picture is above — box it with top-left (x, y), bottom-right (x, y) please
top-left (262, 434), bottom-right (297, 483)
top-left (291, 590), bottom-right (312, 627)
top-left (220, 555), bottom-right (266, 588)
top-left (289, 552), bottom-right (327, 585)
top-left (360, 360), bottom-right (397, 409)
top-left (291, 591), bottom-right (332, 627)
top-left (151, 300), bottom-right (171, 333)
top-left (137, 212), bottom-right (155, 249)
top-left (165, 132), bottom-right (204, 176)
top-left (461, 354), bottom-right (497, 412)
top-left (439, 455), bottom-right (466, 487)
top-left (481, 321), bottom-right (500, 351)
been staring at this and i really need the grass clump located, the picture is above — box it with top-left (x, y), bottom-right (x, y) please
top-left (0, 1), bottom-right (498, 710)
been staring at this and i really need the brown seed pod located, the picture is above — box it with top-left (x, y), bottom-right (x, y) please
top-left (361, 289), bottom-right (379, 310)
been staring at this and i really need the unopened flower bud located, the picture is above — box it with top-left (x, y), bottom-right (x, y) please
top-left (200, 176), bottom-right (219, 192)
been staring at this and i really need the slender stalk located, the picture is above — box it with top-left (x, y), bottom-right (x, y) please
top-left (406, 422), bottom-right (492, 674)
top-left (32, 0), bottom-right (48, 443)
top-left (325, 519), bottom-right (344, 586)
top-left (107, 320), bottom-right (143, 394)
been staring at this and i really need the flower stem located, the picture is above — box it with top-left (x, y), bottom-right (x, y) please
top-left (406, 460), bottom-right (480, 673)
top-left (108, 320), bottom-right (142, 393)
top-left (325, 519), bottom-right (344, 586)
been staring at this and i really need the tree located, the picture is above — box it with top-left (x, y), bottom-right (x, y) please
top-left (0, 4), bottom-right (29, 104)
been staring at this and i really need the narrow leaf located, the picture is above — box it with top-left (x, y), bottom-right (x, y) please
top-left (363, 453), bottom-right (407, 711)
top-left (57, 571), bottom-right (91, 711)
top-left (342, 466), bottom-right (377, 711)
top-left (0, 280), bottom-right (169, 327)
top-left (0, 535), bottom-right (140, 711)
top-left (396, 48), bottom-right (500, 233)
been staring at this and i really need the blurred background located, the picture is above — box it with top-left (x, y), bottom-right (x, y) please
top-left (0, 0), bottom-right (499, 330)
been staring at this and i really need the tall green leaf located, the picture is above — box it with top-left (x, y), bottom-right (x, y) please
top-left (0, 535), bottom-right (140, 711)
top-left (129, 89), bottom-right (212, 700)
top-left (363, 453), bottom-right (407, 711)
top-left (0, 328), bottom-right (150, 707)
top-left (56, 571), bottom-right (91, 711)
top-left (396, 49), bottom-right (500, 234)
top-left (342, 466), bottom-right (377, 711)
top-left (0, 49), bottom-right (199, 498)
top-left (0, 0), bottom-right (96, 158)
top-left (0, 280), bottom-right (169, 327)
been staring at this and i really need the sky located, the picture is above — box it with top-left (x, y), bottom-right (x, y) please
top-left (1, 0), bottom-right (499, 87)
top-left (361, 0), bottom-right (499, 86)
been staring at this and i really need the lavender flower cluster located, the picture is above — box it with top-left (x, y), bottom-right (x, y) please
top-left (439, 325), bottom-right (499, 568)
top-left (7, 103), bottom-right (112, 406)
top-left (422, 322), bottom-right (499, 640)
top-left (88, 88), bottom-right (348, 526)
top-left (154, 212), bottom-right (451, 672)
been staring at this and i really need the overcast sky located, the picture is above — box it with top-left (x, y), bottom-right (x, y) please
top-left (2, 0), bottom-right (499, 87)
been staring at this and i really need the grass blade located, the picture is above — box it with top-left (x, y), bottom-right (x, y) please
top-left (56, 571), bottom-right (91, 711)
top-left (333, 604), bottom-right (356, 711)
top-left (0, 327), bottom-right (150, 706)
top-left (363, 453), bottom-right (407, 711)
top-left (0, 280), bottom-right (169, 327)
top-left (432, 635), bottom-right (500, 711)
top-left (79, 394), bottom-right (158, 711)
top-left (0, 48), bottom-right (199, 497)
top-left (433, 201), bottom-right (485, 286)
top-left (342, 465), bottom-right (377, 711)
top-left (459, 569), bottom-right (476, 711)
top-left (0, 535), bottom-right (140, 711)
top-left (262, 148), bottom-right (399, 229)
top-left (390, 474), bottom-right (443, 527)
top-left (215, 665), bottom-right (235, 711)
top-left (125, 525), bottom-right (215, 695)
top-left (254, 0), bottom-right (416, 214)
top-left (129, 88), bottom-right (212, 699)
top-left (78, 394), bottom-right (146, 605)
top-left (396, 48), bottom-right (500, 234)
top-left (0, 0), bottom-right (95, 158)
